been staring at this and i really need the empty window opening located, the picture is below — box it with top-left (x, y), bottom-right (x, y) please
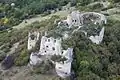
top-left (30, 34), bottom-right (35, 40)
top-left (54, 40), bottom-right (56, 42)
top-left (48, 39), bottom-right (50, 42)
top-left (66, 23), bottom-right (68, 26)
top-left (75, 20), bottom-right (76, 22)
top-left (65, 72), bottom-right (67, 74)
top-left (62, 51), bottom-right (63, 54)
top-left (45, 51), bottom-right (46, 53)
top-left (52, 47), bottom-right (55, 50)
top-left (59, 67), bottom-right (62, 69)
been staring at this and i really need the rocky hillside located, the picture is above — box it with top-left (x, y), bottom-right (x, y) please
top-left (0, 0), bottom-right (120, 80)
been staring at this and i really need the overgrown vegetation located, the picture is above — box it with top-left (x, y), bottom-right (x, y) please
top-left (0, 0), bottom-right (120, 79)
top-left (14, 48), bottom-right (30, 66)
top-left (33, 60), bottom-right (54, 74)
top-left (51, 55), bottom-right (67, 62)
top-left (60, 19), bottom-right (120, 80)
top-left (0, 0), bottom-right (70, 26)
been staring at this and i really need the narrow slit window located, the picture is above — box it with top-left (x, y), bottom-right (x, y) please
top-left (52, 47), bottom-right (55, 50)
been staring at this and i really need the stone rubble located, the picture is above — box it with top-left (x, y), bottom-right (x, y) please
top-left (58, 11), bottom-right (107, 44)
top-left (28, 11), bottom-right (107, 78)
top-left (29, 36), bottom-right (73, 78)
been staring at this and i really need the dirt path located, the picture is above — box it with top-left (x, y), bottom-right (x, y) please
top-left (88, 1), bottom-right (110, 8)
top-left (108, 14), bottom-right (120, 21)
top-left (13, 11), bottom-right (69, 29)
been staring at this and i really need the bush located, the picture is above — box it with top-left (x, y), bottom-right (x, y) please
top-left (89, 3), bottom-right (103, 10)
top-left (14, 48), bottom-right (30, 66)
top-left (33, 60), bottom-right (54, 74)
top-left (0, 51), bottom-right (6, 62)
top-left (77, 0), bottom-right (93, 6)
top-left (51, 55), bottom-right (67, 62)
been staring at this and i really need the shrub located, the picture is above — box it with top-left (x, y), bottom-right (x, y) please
top-left (33, 60), bottom-right (54, 74)
top-left (77, 0), bottom-right (93, 6)
top-left (0, 51), bottom-right (6, 62)
top-left (89, 3), bottom-right (103, 10)
top-left (14, 48), bottom-right (30, 66)
top-left (51, 55), bottom-right (67, 62)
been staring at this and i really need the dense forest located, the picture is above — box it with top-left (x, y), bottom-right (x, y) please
top-left (67, 19), bottom-right (120, 80)
top-left (0, 0), bottom-right (70, 26)
top-left (0, 0), bottom-right (120, 26)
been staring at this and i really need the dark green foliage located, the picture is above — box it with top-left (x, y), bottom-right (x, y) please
top-left (14, 48), bottom-right (30, 66)
top-left (51, 55), bottom-right (67, 62)
top-left (33, 60), bottom-right (54, 74)
top-left (28, 15), bottom-right (60, 30)
top-left (70, 0), bottom-right (77, 6)
top-left (76, 0), bottom-right (93, 6)
top-left (1, 0), bottom-right (120, 79)
top-left (0, 27), bottom-right (30, 47)
top-left (0, 0), bottom-right (70, 26)
top-left (60, 18), bottom-right (120, 79)
top-left (81, 24), bottom-right (103, 36)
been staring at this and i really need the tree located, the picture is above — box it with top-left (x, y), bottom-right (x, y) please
top-left (71, 0), bottom-right (77, 6)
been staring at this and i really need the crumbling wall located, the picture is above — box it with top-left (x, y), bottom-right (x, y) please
top-left (58, 11), bottom-right (107, 44)
top-left (89, 27), bottom-right (105, 44)
top-left (28, 10), bottom-right (107, 79)
top-left (81, 12), bottom-right (107, 25)
top-left (58, 11), bottom-right (107, 28)
top-left (28, 31), bottom-right (40, 50)
top-left (39, 36), bottom-right (62, 55)
top-left (55, 48), bottom-right (73, 78)
top-left (29, 36), bottom-right (73, 78)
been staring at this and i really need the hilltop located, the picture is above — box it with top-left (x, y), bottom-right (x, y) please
top-left (0, 0), bottom-right (120, 80)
